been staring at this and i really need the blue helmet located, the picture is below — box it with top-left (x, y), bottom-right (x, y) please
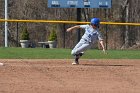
top-left (90, 18), bottom-right (100, 27)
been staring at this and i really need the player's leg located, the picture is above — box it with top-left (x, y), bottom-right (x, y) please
top-left (72, 43), bottom-right (90, 65)
top-left (71, 41), bottom-right (83, 65)
top-left (71, 39), bottom-right (90, 55)
top-left (71, 39), bottom-right (91, 65)
top-left (71, 39), bottom-right (88, 55)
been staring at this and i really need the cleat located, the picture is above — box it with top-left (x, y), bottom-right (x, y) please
top-left (72, 53), bottom-right (81, 65)
top-left (0, 63), bottom-right (4, 66)
top-left (72, 61), bottom-right (79, 65)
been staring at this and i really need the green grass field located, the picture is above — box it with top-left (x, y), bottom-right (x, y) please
top-left (0, 47), bottom-right (140, 59)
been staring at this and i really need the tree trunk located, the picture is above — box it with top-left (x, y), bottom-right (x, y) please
top-left (121, 0), bottom-right (130, 49)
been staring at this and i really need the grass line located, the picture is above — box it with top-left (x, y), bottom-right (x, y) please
top-left (0, 47), bottom-right (140, 59)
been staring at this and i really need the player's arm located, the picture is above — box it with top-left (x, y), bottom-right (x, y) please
top-left (99, 40), bottom-right (106, 54)
top-left (66, 25), bottom-right (81, 32)
top-left (97, 31), bottom-right (106, 54)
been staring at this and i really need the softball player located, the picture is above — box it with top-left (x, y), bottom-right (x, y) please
top-left (67, 18), bottom-right (106, 65)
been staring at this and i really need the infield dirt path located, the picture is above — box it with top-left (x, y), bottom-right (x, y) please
top-left (0, 59), bottom-right (140, 93)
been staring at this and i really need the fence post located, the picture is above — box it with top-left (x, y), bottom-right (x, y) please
top-left (105, 9), bottom-right (108, 50)
top-left (16, 22), bottom-right (19, 47)
top-left (77, 8), bottom-right (81, 42)
top-left (63, 24), bottom-right (65, 48)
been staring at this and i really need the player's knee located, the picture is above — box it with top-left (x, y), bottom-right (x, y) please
top-left (71, 50), bottom-right (76, 56)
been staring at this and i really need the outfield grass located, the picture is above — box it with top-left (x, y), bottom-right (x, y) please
top-left (0, 47), bottom-right (140, 59)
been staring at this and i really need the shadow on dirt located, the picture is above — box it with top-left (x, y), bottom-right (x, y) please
top-left (81, 64), bottom-right (133, 67)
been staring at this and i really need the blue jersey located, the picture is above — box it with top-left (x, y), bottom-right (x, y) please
top-left (80, 25), bottom-right (103, 43)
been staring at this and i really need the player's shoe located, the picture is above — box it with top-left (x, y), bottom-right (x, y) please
top-left (72, 54), bottom-right (80, 65)
top-left (0, 63), bottom-right (4, 66)
top-left (72, 52), bottom-right (84, 65)
top-left (72, 60), bottom-right (79, 65)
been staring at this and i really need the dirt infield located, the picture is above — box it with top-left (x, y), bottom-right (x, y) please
top-left (0, 59), bottom-right (140, 93)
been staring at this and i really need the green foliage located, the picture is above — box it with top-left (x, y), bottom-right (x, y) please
top-left (48, 30), bottom-right (57, 41)
top-left (20, 27), bottom-right (30, 40)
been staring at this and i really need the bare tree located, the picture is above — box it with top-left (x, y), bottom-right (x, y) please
top-left (120, 0), bottom-right (130, 49)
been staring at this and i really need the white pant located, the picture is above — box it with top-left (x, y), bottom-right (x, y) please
top-left (71, 39), bottom-right (91, 55)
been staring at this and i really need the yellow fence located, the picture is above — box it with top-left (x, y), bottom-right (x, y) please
top-left (0, 19), bottom-right (140, 26)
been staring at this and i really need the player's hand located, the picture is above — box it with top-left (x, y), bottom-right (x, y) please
top-left (66, 28), bottom-right (72, 32)
top-left (102, 49), bottom-right (107, 54)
